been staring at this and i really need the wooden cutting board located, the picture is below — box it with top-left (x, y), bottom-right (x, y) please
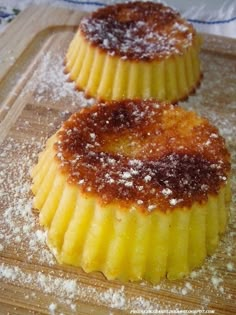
top-left (0, 5), bottom-right (236, 315)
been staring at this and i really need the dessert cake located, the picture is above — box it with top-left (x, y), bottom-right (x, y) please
top-left (65, 1), bottom-right (202, 102)
top-left (31, 100), bottom-right (231, 283)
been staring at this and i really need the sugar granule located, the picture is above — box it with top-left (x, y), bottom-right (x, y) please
top-left (49, 303), bottom-right (57, 315)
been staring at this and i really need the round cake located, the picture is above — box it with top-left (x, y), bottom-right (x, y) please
top-left (31, 100), bottom-right (231, 283)
top-left (65, 1), bottom-right (202, 102)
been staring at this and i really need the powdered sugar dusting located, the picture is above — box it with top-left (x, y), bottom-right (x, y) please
top-left (55, 100), bottom-right (230, 212)
top-left (0, 34), bottom-right (235, 313)
top-left (0, 138), bottom-right (55, 266)
top-left (0, 134), bottom-right (166, 313)
top-left (22, 51), bottom-right (95, 109)
top-left (81, 2), bottom-right (196, 60)
top-left (180, 53), bottom-right (236, 143)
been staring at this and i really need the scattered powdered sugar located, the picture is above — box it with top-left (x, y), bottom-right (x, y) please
top-left (211, 276), bottom-right (223, 289)
top-left (81, 2), bottom-right (195, 60)
top-left (169, 198), bottom-right (178, 206)
top-left (180, 53), bottom-right (236, 144)
top-left (49, 303), bottom-right (57, 315)
top-left (0, 138), bottom-right (55, 266)
top-left (0, 260), bottom-right (168, 313)
top-left (100, 287), bottom-right (126, 309)
top-left (0, 37), bottom-right (235, 313)
top-left (0, 123), bottom-right (235, 313)
top-left (162, 188), bottom-right (172, 196)
top-left (22, 51), bottom-right (95, 109)
top-left (226, 262), bottom-right (234, 272)
top-left (0, 119), bottom-right (183, 312)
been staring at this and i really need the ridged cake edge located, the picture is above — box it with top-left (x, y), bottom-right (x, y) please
top-left (31, 134), bottom-right (231, 283)
top-left (64, 30), bottom-right (202, 103)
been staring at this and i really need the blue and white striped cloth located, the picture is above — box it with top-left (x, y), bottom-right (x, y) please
top-left (0, 0), bottom-right (235, 38)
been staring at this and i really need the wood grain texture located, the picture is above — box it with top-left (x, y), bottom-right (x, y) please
top-left (0, 5), bottom-right (236, 315)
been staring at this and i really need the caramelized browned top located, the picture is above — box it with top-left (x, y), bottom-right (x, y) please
top-left (79, 1), bottom-right (197, 61)
top-left (54, 100), bottom-right (230, 213)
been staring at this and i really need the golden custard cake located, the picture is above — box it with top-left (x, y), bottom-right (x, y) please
top-left (64, 1), bottom-right (202, 102)
top-left (31, 100), bottom-right (231, 283)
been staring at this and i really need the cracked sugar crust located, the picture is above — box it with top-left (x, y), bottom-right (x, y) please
top-left (54, 100), bottom-right (230, 213)
top-left (79, 1), bottom-right (197, 61)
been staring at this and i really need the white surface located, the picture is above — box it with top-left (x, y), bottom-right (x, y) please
top-left (0, 0), bottom-right (235, 38)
